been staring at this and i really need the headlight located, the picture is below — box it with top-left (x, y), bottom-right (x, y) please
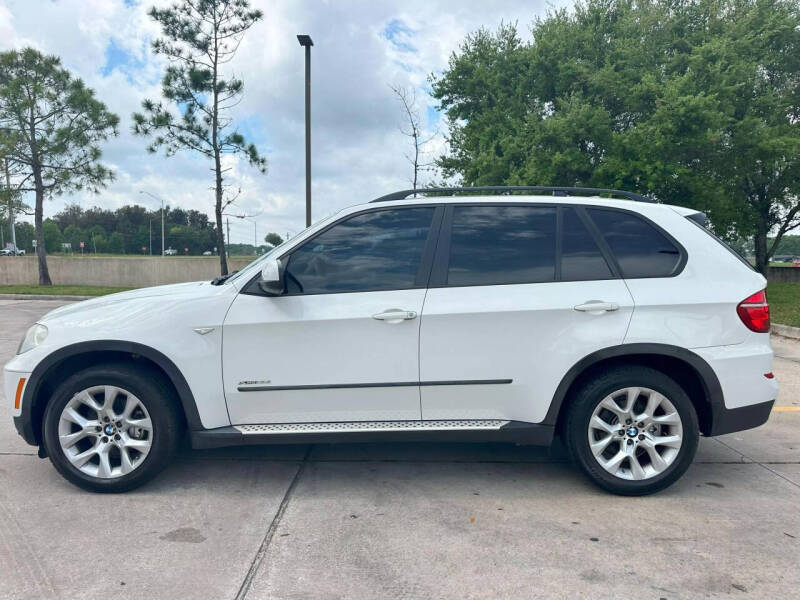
top-left (18, 323), bottom-right (48, 354)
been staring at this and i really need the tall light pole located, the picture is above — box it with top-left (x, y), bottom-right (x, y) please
top-left (3, 158), bottom-right (17, 252)
top-left (139, 190), bottom-right (166, 256)
top-left (297, 34), bottom-right (313, 227)
top-left (234, 215), bottom-right (257, 254)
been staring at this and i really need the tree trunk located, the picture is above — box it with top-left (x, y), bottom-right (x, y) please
top-left (32, 162), bottom-right (51, 286)
top-left (211, 21), bottom-right (227, 276)
top-left (214, 156), bottom-right (227, 276)
top-left (753, 221), bottom-right (769, 277)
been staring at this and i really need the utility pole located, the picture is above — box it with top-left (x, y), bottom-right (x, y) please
top-left (3, 158), bottom-right (16, 252)
top-left (139, 190), bottom-right (166, 256)
top-left (297, 35), bottom-right (313, 227)
top-left (226, 218), bottom-right (231, 258)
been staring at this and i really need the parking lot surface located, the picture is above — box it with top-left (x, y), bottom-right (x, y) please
top-left (1, 298), bottom-right (798, 599)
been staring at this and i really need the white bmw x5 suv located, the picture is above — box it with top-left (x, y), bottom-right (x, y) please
top-left (5, 186), bottom-right (777, 495)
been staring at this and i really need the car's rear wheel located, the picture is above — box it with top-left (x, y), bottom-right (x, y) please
top-left (42, 363), bottom-right (182, 493)
top-left (565, 366), bottom-right (699, 495)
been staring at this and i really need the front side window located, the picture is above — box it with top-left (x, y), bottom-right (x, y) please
top-left (446, 205), bottom-right (557, 286)
top-left (587, 208), bottom-right (682, 278)
top-left (284, 207), bottom-right (435, 294)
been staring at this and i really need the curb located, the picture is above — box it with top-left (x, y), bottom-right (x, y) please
top-left (0, 294), bottom-right (92, 301)
top-left (772, 323), bottom-right (800, 340)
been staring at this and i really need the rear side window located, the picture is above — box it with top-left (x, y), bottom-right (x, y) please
top-left (561, 208), bottom-right (614, 281)
top-left (587, 208), bottom-right (682, 278)
top-left (447, 205), bottom-right (556, 286)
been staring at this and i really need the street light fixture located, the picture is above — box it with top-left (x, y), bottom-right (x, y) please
top-left (297, 34), bottom-right (313, 227)
top-left (139, 190), bottom-right (166, 256)
top-left (235, 215), bottom-right (258, 254)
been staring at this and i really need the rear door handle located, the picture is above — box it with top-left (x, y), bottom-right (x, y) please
top-left (372, 309), bottom-right (418, 323)
top-left (574, 301), bottom-right (619, 313)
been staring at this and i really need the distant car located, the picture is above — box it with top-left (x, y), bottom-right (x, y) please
top-left (202, 251), bottom-right (212, 256)
top-left (4, 186), bottom-right (777, 495)
top-left (164, 248), bottom-right (178, 256)
top-left (0, 247), bottom-right (25, 256)
top-left (793, 258), bottom-right (800, 267)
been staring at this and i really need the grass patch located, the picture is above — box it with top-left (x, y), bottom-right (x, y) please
top-left (0, 285), bottom-right (133, 297)
top-left (767, 282), bottom-right (800, 327)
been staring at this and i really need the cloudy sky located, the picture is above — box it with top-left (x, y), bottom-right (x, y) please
top-left (0, 0), bottom-right (567, 245)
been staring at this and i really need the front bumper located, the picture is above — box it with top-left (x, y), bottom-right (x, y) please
top-left (4, 368), bottom-right (36, 446)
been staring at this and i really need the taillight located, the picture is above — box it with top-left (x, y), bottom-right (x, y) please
top-left (737, 290), bottom-right (770, 333)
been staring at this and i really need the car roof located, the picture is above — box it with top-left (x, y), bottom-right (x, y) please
top-left (356, 193), bottom-right (695, 216)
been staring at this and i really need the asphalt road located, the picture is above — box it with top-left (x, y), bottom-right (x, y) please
top-left (1, 298), bottom-right (798, 599)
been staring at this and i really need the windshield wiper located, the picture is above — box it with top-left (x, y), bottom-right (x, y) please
top-left (210, 270), bottom-right (238, 285)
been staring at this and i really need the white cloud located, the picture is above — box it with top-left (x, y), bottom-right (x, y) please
top-left (0, 0), bottom-right (567, 244)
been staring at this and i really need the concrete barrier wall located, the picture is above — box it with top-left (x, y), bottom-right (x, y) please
top-left (767, 267), bottom-right (800, 283)
top-left (2, 257), bottom-right (799, 288)
top-left (0, 256), bottom-right (256, 287)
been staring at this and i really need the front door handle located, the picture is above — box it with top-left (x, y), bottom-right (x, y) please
top-left (372, 309), bottom-right (418, 323)
top-left (574, 301), bottom-right (619, 313)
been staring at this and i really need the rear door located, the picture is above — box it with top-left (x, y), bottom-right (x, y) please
top-left (419, 203), bottom-right (635, 424)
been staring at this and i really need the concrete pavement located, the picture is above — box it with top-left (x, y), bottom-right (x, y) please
top-left (0, 299), bottom-right (798, 599)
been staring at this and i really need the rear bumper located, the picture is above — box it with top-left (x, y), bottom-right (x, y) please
top-left (692, 341), bottom-right (777, 435)
top-left (708, 399), bottom-right (774, 436)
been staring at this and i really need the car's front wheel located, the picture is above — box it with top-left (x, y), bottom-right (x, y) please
top-left (42, 363), bottom-right (182, 492)
top-left (565, 366), bottom-right (699, 495)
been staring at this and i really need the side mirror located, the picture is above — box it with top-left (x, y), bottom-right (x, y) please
top-left (258, 258), bottom-right (284, 296)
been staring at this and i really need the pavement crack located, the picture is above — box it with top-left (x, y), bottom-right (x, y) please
top-left (234, 445), bottom-right (313, 600)
top-left (713, 438), bottom-right (800, 489)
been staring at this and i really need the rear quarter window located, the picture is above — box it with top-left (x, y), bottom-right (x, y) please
top-left (686, 217), bottom-right (755, 271)
top-left (587, 208), bottom-right (683, 278)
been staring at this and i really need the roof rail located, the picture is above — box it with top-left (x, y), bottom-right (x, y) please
top-left (370, 186), bottom-right (654, 203)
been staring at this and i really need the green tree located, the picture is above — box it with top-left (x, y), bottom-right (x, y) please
top-left (62, 224), bottom-right (84, 252)
top-left (264, 232), bottom-right (283, 247)
top-left (431, 0), bottom-right (800, 275)
top-left (14, 222), bottom-right (34, 253)
top-left (42, 219), bottom-right (63, 253)
top-left (133, 0), bottom-right (266, 276)
top-left (108, 232), bottom-right (125, 254)
top-left (0, 48), bottom-right (119, 284)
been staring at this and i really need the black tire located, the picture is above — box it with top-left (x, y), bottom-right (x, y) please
top-left (42, 363), bottom-right (183, 493)
top-left (564, 366), bottom-right (699, 496)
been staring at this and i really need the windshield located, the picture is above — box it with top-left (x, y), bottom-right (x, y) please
top-left (224, 210), bottom-right (342, 285)
top-left (224, 238), bottom-right (292, 284)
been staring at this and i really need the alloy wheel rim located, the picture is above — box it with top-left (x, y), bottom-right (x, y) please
top-left (587, 386), bottom-right (683, 481)
top-left (57, 385), bottom-right (153, 479)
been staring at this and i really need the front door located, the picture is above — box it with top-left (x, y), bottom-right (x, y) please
top-left (223, 205), bottom-right (441, 425)
top-left (419, 203), bottom-right (634, 424)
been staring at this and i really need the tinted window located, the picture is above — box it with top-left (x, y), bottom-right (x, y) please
top-left (284, 207), bottom-right (434, 294)
top-left (587, 208), bottom-right (681, 278)
top-left (447, 206), bottom-right (556, 286)
top-left (687, 217), bottom-right (755, 271)
top-left (562, 208), bottom-right (613, 280)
